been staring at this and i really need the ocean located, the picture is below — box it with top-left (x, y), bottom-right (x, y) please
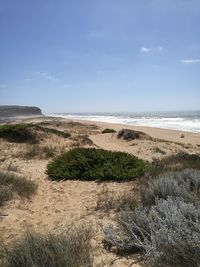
top-left (48, 111), bottom-right (200, 133)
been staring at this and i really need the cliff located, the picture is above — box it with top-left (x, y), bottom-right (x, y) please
top-left (0, 105), bottom-right (42, 117)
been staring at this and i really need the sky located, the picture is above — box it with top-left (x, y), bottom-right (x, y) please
top-left (0, 0), bottom-right (200, 113)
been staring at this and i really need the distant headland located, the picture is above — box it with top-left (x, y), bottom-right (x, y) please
top-left (0, 105), bottom-right (42, 117)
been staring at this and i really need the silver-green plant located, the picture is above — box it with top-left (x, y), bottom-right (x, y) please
top-left (104, 169), bottom-right (200, 267)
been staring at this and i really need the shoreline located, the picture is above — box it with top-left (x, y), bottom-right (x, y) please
top-left (1, 114), bottom-right (200, 145)
top-left (51, 116), bottom-right (200, 146)
top-left (46, 112), bottom-right (200, 134)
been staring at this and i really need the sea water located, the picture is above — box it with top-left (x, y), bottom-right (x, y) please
top-left (48, 111), bottom-right (200, 133)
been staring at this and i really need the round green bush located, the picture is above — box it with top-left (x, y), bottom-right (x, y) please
top-left (47, 148), bottom-right (146, 181)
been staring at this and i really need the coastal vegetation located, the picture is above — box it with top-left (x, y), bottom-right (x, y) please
top-left (0, 224), bottom-right (94, 267)
top-left (0, 124), bottom-right (38, 143)
top-left (0, 171), bottom-right (37, 206)
top-left (118, 128), bottom-right (151, 141)
top-left (0, 123), bottom-right (70, 143)
top-left (103, 169), bottom-right (200, 267)
top-left (47, 148), bottom-right (147, 181)
top-left (148, 152), bottom-right (200, 177)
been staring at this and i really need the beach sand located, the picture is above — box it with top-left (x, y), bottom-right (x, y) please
top-left (0, 116), bottom-right (199, 266)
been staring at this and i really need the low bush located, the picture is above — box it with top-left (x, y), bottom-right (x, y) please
top-left (140, 169), bottom-right (200, 207)
top-left (104, 197), bottom-right (200, 267)
top-left (118, 129), bottom-right (151, 141)
top-left (1, 224), bottom-right (93, 267)
top-left (102, 128), bottom-right (116, 134)
top-left (0, 124), bottom-right (37, 143)
top-left (47, 148), bottom-right (146, 181)
top-left (149, 152), bottom-right (200, 177)
top-left (0, 123), bottom-right (71, 144)
top-left (0, 171), bottom-right (37, 199)
top-left (104, 169), bottom-right (200, 267)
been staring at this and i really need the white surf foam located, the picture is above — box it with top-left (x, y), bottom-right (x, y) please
top-left (47, 113), bottom-right (200, 133)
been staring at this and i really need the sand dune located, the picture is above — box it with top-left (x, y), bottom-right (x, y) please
top-left (0, 116), bottom-right (199, 266)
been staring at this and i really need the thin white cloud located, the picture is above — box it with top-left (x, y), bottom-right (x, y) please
top-left (141, 47), bottom-right (151, 53)
top-left (141, 46), bottom-right (164, 53)
top-left (180, 59), bottom-right (200, 64)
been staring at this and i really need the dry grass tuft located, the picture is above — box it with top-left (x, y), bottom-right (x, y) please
top-left (0, 171), bottom-right (37, 205)
top-left (0, 224), bottom-right (94, 267)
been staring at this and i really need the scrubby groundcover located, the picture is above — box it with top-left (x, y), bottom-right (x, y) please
top-left (0, 224), bottom-right (93, 267)
top-left (0, 123), bottom-right (70, 143)
top-left (47, 148), bottom-right (146, 181)
top-left (103, 169), bottom-right (200, 267)
top-left (0, 124), bottom-right (37, 143)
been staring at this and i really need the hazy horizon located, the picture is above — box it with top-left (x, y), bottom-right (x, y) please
top-left (0, 0), bottom-right (200, 113)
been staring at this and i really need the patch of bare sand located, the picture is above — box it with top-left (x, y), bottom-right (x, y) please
top-left (90, 132), bottom-right (199, 161)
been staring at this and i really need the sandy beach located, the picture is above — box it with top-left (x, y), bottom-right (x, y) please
top-left (0, 116), bottom-right (200, 266)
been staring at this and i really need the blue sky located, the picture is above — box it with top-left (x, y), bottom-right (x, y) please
top-left (0, 0), bottom-right (200, 113)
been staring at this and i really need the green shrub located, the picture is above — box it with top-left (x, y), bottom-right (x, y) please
top-left (0, 124), bottom-right (37, 143)
top-left (102, 128), bottom-right (116, 134)
top-left (47, 148), bottom-right (146, 181)
top-left (1, 224), bottom-right (93, 267)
